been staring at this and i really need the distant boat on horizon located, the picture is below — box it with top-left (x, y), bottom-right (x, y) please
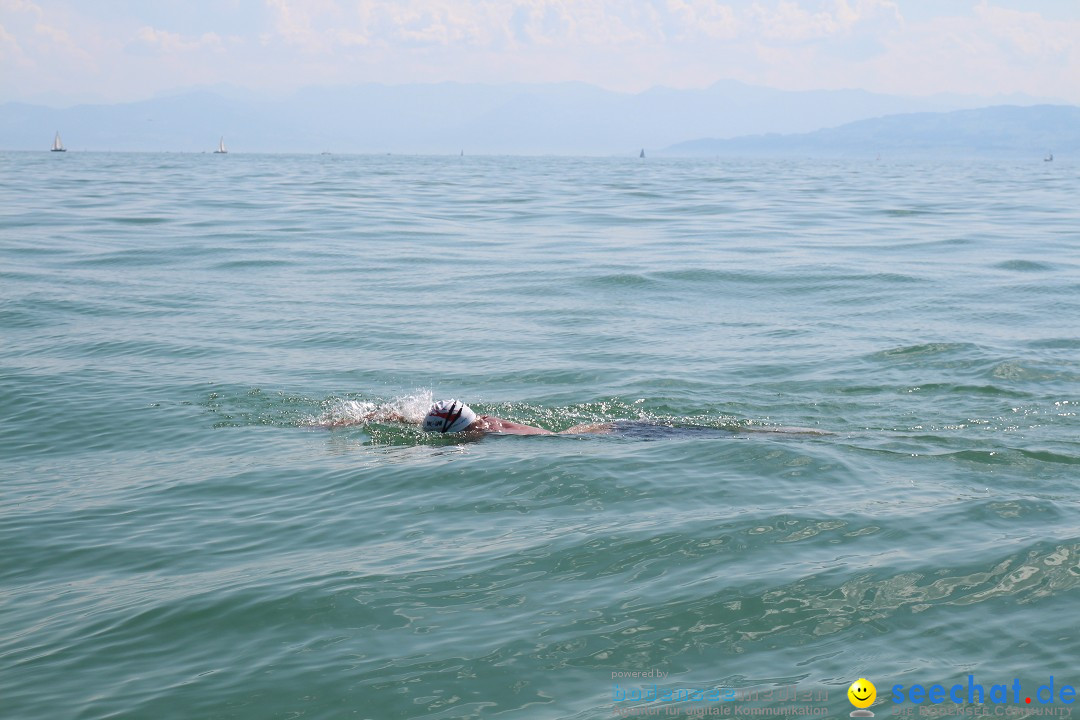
top-left (51, 131), bottom-right (66, 152)
top-left (214, 137), bottom-right (227, 154)
top-left (639, 148), bottom-right (645, 159)
top-left (1044, 151), bottom-right (1053, 162)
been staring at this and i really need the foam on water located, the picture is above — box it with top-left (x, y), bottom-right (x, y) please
top-left (313, 390), bottom-right (436, 427)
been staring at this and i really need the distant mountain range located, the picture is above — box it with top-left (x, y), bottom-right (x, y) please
top-left (0, 80), bottom-right (1066, 155)
top-left (663, 105), bottom-right (1080, 159)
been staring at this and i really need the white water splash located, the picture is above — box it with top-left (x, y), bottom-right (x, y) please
top-left (311, 390), bottom-right (434, 428)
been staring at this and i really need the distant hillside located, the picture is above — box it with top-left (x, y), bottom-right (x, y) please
top-left (664, 105), bottom-right (1080, 158)
top-left (0, 81), bottom-right (1058, 155)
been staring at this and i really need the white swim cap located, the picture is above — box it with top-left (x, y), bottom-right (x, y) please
top-left (422, 400), bottom-right (477, 433)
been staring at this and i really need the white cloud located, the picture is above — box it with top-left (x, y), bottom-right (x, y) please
top-left (665, 0), bottom-right (738, 40)
top-left (974, 2), bottom-right (1075, 59)
top-left (265, 0), bottom-right (661, 51)
top-left (748, 0), bottom-right (901, 42)
top-left (0, 21), bottom-right (32, 67)
top-left (2, 0), bottom-right (96, 71)
top-left (265, 0), bottom-right (331, 49)
top-left (858, 4), bottom-right (1080, 99)
top-left (134, 26), bottom-right (225, 53)
top-left (0, 0), bottom-right (43, 19)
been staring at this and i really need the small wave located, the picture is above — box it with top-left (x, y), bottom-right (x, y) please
top-left (876, 342), bottom-right (975, 358)
top-left (0, 307), bottom-right (52, 329)
top-left (991, 360), bottom-right (1080, 383)
top-left (582, 272), bottom-right (654, 288)
top-left (993, 259), bottom-right (1056, 272)
top-left (883, 207), bottom-right (935, 216)
top-left (101, 216), bottom-right (171, 225)
top-left (651, 268), bottom-right (784, 285)
top-left (1026, 337), bottom-right (1080, 350)
top-left (1017, 448), bottom-right (1080, 465)
top-left (902, 382), bottom-right (1032, 398)
top-left (211, 259), bottom-right (293, 270)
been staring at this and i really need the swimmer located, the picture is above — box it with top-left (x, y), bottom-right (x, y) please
top-left (322, 399), bottom-right (828, 437)
top-left (422, 400), bottom-right (613, 436)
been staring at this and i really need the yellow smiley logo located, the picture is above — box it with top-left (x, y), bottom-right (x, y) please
top-left (848, 678), bottom-right (876, 709)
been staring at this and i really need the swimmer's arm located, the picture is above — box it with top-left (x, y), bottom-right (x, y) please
top-left (559, 422), bottom-right (615, 435)
top-left (478, 416), bottom-right (614, 435)
top-left (477, 416), bottom-right (554, 435)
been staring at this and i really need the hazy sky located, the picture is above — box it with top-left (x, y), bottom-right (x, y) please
top-left (3, 0), bottom-right (1079, 106)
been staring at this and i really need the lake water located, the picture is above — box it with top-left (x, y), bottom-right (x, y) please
top-left (2, 152), bottom-right (1078, 720)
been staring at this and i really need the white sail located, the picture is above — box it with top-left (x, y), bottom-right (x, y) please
top-left (51, 131), bottom-right (65, 152)
top-left (215, 136), bottom-right (227, 154)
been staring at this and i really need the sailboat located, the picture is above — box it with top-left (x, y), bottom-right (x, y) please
top-left (639, 148), bottom-right (645, 159)
top-left (51, 131), bottom-right (66, 152)
top-left (214, 137), bottom-right (227, 154)
top-left (1044, 151), bottom-right (1053, 162)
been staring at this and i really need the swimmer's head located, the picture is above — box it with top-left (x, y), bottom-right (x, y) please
top-left (422, 400), bottom-right (477, 434)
